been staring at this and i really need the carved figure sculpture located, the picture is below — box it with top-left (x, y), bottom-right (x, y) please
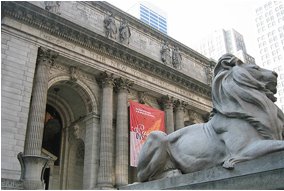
top-left (69, 66), bottom-right (78, 82)
top-left (172, 46), bottom-right (182, 69)
top-left (160, 41), bottom-right (171, 65)
top-left (119, 19), bottom-right (131, 44)
top-left (44, 1), bottom-right (61, 15)
top-left (137, 53), bottom-right (284, 182)
top-left (104, 12), bottom-right (117, 39)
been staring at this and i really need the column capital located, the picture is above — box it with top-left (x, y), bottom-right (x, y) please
top-left (138, 91), bottom-right (147, 104)
top-left (37, 47), bottom-right (58, 66)
top-left (96, 71), bottom-right (115, 88)
top-left (174, 100), bottom-right (188, 112)
top-left (114, 77), bottom-right (133, 93)
top-left (158, 95), bottom-right (174, 110)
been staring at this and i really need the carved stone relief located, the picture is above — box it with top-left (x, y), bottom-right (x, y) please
top-left (160, 41), bottom-right (171, 65)
top-left (69, 66), bottom-right (78, 82)
top-left (172, 46), bottom-right (182, 69)
top-left (104, 12), bottom-right (117, 39)
top-left (45, 1), bottom-right (61, 15)
top-left (119, 19), bottom-right (131, 44)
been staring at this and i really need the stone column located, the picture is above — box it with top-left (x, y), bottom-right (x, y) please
top-left (96, 72), bottom-right (115, 189)
top-left (158, 95), bottom-right (174, 134)
top-left (114, 78), bottom-right (133, 187)
top-left (83, 113), bottom-right (100, 189)
top-left (174, 100), bottom-right (187, 131)
top-left (18, 47), bottom-right (58, 189)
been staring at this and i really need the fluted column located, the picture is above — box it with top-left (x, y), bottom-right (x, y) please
top-left (158, 95), bottom-right (174, 134)
top-left (96, 72), bottom-right (115, 189)
top-left (83, 114), bottom-right (100, 189)
top-left (114, 78), bottom-right (133, 187)
top-left (18, 47), bottom-right (58, 190)
top-left (174, 100), bottom-right (187, 131)
top-left (24, 47), bottom-right (58, 155)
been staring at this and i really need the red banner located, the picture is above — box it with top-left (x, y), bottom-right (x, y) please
top-left (129, 100), bottom-right (165, 167)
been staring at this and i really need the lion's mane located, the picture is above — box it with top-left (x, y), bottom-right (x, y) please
top-left (212, 54), bottom-right (284, 140)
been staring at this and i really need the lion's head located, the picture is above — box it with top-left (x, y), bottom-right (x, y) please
top-left (212, 53), bottom-right (284, 140)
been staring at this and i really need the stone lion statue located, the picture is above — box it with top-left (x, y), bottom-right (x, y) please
top-left (137, 53), bottom-right (284, 182)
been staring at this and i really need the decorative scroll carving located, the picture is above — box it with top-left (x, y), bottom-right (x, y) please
top-left (138, 91), bottom-right (147, 104)
top-left (96, 71), bottom-right (115, 88)
top-left (174, 100), bottom-right (187, 112)
top-left (37, 47), bottom-right (58, 66)
top-left (104, 12), bottom-right (117, 39)
top-left (158, 95), bottom-right (174, 110)
top-left (114, 77), bottom-right (133, 92)
top-left (119, 19), bottom-right (131, 44)
top-left (44, 1), bottom-right (61, 15)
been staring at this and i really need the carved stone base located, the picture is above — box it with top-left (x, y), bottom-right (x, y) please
top-left (17, 153), bottom-right (50, 190)
top-left (120, 151), bottom-right (284, 190)
top-left (97, 184), bottom-right (114, 190)
top-left (149, 169), bottom-right (182, 181)
top-left (1, 178), bottom-right (23, 190)
top-left (22, 180), bottom-right (45, 190)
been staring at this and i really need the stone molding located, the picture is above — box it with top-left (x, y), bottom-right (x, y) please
top-left (1, 1), bottom-right (212, 98)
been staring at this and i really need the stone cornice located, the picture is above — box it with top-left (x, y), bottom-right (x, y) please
top-left (1, 1), bottom-right (212, 98)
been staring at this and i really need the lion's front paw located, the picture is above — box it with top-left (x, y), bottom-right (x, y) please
top-left (222, 158), bottom-right (235, 169)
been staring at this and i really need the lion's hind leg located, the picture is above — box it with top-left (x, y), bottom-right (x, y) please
top-left (137, 131), bottom-right (172, 182)
top-left (223, 140), bottom-right (284, 169)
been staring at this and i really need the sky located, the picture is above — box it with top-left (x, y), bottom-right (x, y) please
top-left (106, 0), bottom-right (267, 63)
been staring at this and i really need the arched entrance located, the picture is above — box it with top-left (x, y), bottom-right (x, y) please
top-left (42, 78), bottom-right (97, 189)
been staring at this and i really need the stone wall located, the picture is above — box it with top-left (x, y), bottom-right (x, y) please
top-left (1, 30), bottom-right (38, 180)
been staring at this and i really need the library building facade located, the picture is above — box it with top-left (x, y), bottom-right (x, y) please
top-left (1, 1), bottom-right (214, 189)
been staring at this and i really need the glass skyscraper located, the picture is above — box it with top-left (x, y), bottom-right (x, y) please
top-left (197, 28), bottom-right (255, 65)
top-left (128, 1), bottom-right (167, 34)
top-left (254, 0), bottom-right (284, 110)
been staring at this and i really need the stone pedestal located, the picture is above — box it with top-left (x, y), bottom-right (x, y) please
top-left (17, 153), bottom-right (50, 190)
top-left (120, 151), bottom-right (284, 190)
